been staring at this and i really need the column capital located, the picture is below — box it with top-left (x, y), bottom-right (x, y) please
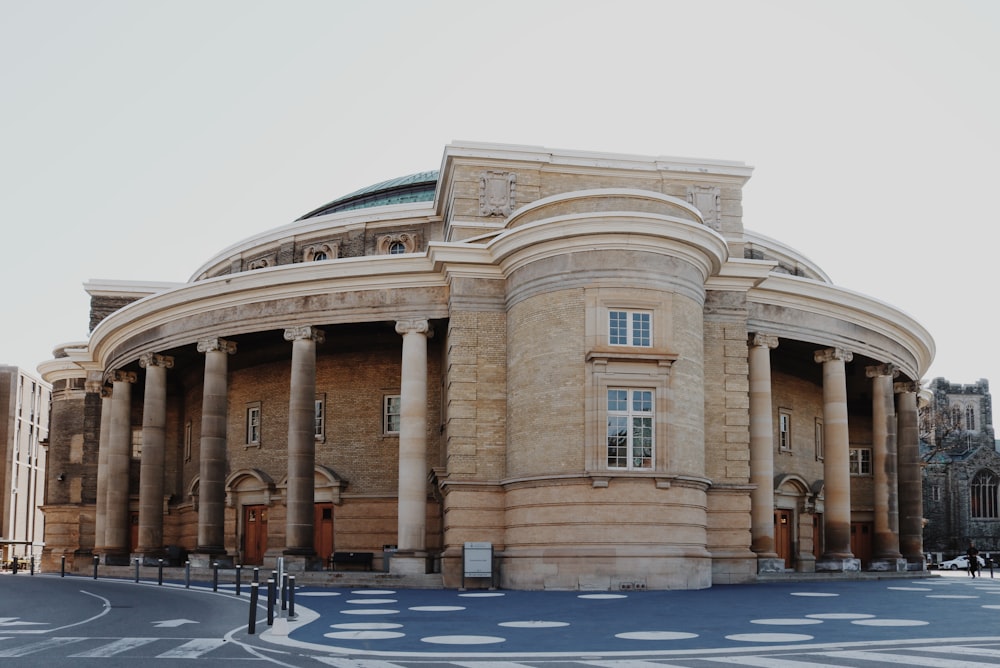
top-left (749, 333), bottom-right (779, 349)
top-left (139, 352), bottom-right (175, 369)
top-left (112, 370), bottom-right (137, 384)
top-left (283, 325), bottom-right (325, 344)
top-left (85, 370), bottom-right (105, 394)
top-left (814, 347), bottom-right (853, 364)
top-left (197, 337), bottom-right (237, 355)
top-left (395, 318), bottom-right (433, 337)
top-left (865, 363), bottom-right (899, 379)
top-left (894, 381), bottom-right (920, 394)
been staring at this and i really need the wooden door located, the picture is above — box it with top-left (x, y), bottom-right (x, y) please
top-left (774, 510), bottom-right (793, 569)
top-left (314, 503), bottom-right (334, 563)
top-left (129, 511), bottom-right (139, 552)
top-left (850, 522), bottom-right (873, 567)
top-left (243, 505), bottom-right (268, 565)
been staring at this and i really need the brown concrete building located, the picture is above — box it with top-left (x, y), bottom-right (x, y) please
top-left (0, 366), bottom-right (50, 568)
top-left (37, 142), bottom-right (934, 589)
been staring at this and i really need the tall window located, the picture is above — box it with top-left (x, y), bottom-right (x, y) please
top-left (315, 397), bottom-right (325, 441)
top-left (246, 405), bottom-right (261, 446)
top-left (971, 470), bottom-right (999, 518)
top-left (778, 411), bottom-right (791, 452)
top-left (131, 427), bottom-right (143, 459)
top-left (849, 447), bottom-right (872, 476)
top-left (952, 405), bottom-right (962, 429)
top-left (606, 388), bottom-right (653, 469)
top-left (609, 310), bottom-right (651, 347)
top-left (967, 406), bottom-right (977, 431)
top-left (184, 421), bottom-right (192, 461)
top-left (384, 395), bottom-right (401, 434)
top-left (815, 418), bottom-right (824, 461)
top-left (930, 485), bottom-right (941, 502)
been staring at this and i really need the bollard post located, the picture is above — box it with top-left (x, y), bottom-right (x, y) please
top-left (93, 554), bottom-right (99, 580)
top-left (266, 579), bottom-right (275, 626)
top-left (134, 558), bottom-right (140, 583)
top-left (30, 556), bottom-right (34, 575)
top-left (11, 557), bottom-right (17, 575)
top-left (252, 567), bottom-right (259, 583)
top-left (61, 555), bottom-right (66, 578)
top-left (213, 562), bottom-right (219, 592)
top-left (185, 561), bottom-right (191, 588)
top-left (248, 582), bottom-right (259, 635)
top-left (235, 565), bottom-right (242, 596)
top-left (281, 573), bottom-right (288, 610)
top-left (288, 575), bottom-right (296, 618)
top-left (158, 559), bottom-right (164, 586)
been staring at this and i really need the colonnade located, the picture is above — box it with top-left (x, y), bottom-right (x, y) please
top-left (90, 320), bottom-right (432, 569)
top-left (748, 335), bottom-right (922, 573)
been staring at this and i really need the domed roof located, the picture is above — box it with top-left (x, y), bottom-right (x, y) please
top-left (296, 170), bottom-right (439, 220)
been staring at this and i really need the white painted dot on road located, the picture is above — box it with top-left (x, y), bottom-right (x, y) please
top-left (351, 589), bottom-right (396, 595)
top-left (499, 621), bottom-right (569, 628)
top-left (346, 598), bottom-right (397, 605)
top-left (578, 594), bottom-right (628, 599)
top-left (726, 633), bottom-right (814, 642)
top-left (751, 618), bottom-right (823, 625)
top-left (807, 613), bottom-right (874, 620)
top-left (421, 635), bottom-right (506, 645)
top-left (459, 592), bottom-right (505, 597)
top-left (325, 630), bottom-right (405, 640)
top-left (340, 609), bottom-right (400, 615)
top-left (298, 591), bottom-right (342, 597)
top-left (409, 606), bottom-right (465, 612)
top-left (330, 622), bottom-right (403, 630)
top-left (851, 618), bottom-right (929, 626)
top-left (615, 631), bottom-right (698, 640)
top-left (927, 594), bottom-right (978, 599)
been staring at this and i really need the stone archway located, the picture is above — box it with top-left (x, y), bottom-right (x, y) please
top-left (774, 474), bottom-right (817, 571)
top-left (225, 469), bottom-right (276, 565)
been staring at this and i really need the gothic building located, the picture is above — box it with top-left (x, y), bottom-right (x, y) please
top-left (38, 142), bottom-right (934, 589)
top-left (920, 377), bottom-right (999, 559)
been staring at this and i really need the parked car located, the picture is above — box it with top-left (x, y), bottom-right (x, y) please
top-left (940, 555), bottom-right (986, 570)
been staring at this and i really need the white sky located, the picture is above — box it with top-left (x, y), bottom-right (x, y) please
top-left (2, 0), bottom-right (997, 394)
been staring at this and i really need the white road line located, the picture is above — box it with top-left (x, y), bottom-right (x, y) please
top-left (454, 663), bottom-right (552, 668)
top-left (312, 660), bottom-right (412, 668)
top-left (920, 644), bottom-right (1000, 658)
top-left (0, 637), bottom-right (86, 657)
top-left (583, 660), bottom-right (703, 668)
top-left (705, 655), bottom-right (842, 667)
top-left (155, 637), bottom-right (227, 658)
top-left (819, 649), bottom-right (999, 666)
top-left (69, 637), bottom-right (159, 657)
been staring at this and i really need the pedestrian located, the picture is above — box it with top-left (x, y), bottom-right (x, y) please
top-left (967, 542), bottom-right (980, 578)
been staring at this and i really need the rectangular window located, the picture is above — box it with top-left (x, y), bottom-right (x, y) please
top-left (778, 411), bottom-right (791, 452)
top-left (815, 418), bottom-right (824, 461)
top-left (849, 447), bottom-right (872, 476)
top-left (246, 404), bottom-right (261, 446)
top-left (607, 388), bottom-right (654, 470)
top-left (931, 485), bottom-right (941, 502)
top-left (131, 427), bottom-right (143, 459)
top-left (609, 310), bottom-right (652, 347)
top-left (384, 395), bottom-right (401, 435)
top-left (184, 421), bottom-right (192, 462)
top-left (315, 395), bottom-right (325, 442)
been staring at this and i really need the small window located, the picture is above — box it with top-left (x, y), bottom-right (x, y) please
top-left (315, 396), bottom-right (325, 442)
top-left (814, 418), bottom-right (824, 461)
top-left (388, 241), bottom-right (406, 255)
top-left (246, 404), bottom-right (261, 446)
top-left (184, 421), bottom-right (193, 462)
top-left (778, 410), bottom-right (791, 452)
top-left (849, 447), bottom-right (872, 476)
top-left (131, 427), bottom-right (143, 459)
top-left (384, 395), bottom-right (401, 434)
top-left (931, 485), bottom-right (941, 502)
top-left (312, 251), bottom-right (328, 261)
top-left (609, 310), bottom-right (652, 347)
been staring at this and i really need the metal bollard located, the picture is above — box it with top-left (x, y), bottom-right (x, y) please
top-left (235, 565), bottom-right (242, 596)
top-left (93, 554), bottom-right (99, 579)
top-left (248, 582), bottom-right (259, 635)
top-left (266, 579), bottom-right (275, 626)
top-left (288, 575), bottom-right (296, 618)
top-left (134, 558), bottom-right (140, 583)
top-left (281, 573), bottom-right (288, 610)
top-left (212, 562), bottom-right (219, 592)
top-left (158, 559), bottom-right (164, 586)
top-left (30, 556), bottom-right (34, 575)
top-left (61, 555), bottom-right (66, 578)
top-left (252, 567), bottom-right (259, 583)
top-left (185, 561), bottom-right (191, 588)
top-left (11, 557), bottom-right (17, 575)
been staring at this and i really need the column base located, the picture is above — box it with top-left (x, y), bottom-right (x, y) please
top-left (816, 557), bottom-right (861, 572)
top-left (389, 551), bottom-right (430, 575)
top-left (756, 557), bottom-right (787, 574)
top-left (869, 558), bottom-right (908, 572)
top-left (279, 554), bottom-right (325, 572)
top-left (188, 552), bottom-right (233, 568)
top-left (102, 552), bottom-right (132, 566)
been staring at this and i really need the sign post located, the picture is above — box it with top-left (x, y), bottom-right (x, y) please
top-left (462, 542), bottom-right (494, 590)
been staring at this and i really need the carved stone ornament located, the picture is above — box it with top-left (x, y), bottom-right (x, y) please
top-left (377, 233), bottom-right (416, 255)
top-left (283, 326), bottom-right (326, 344)
top-left (395, 318), bottom-right (433, 338)
top-left (479, 170), bottom-right (516, 217)
top-left (197, 337), bottom-right (237, 355)
top-left (687, 185), bottom-right (721, 230)
top-left (302, 242), bottom-right (338, 262)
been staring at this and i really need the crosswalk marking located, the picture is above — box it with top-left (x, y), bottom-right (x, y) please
top-left (312, 660), bottom-right (411, 668)
top-left (155, 637), bottom-right (227, 658)
top-left (921, 644), bottom-right (1000, 658)
top-left (584, 660), bottom-right (701, 668)
top-left (818, 649), bottom-right (999, 666)
top-left (0, 637), bottom-right (85, 657)
top-left (69, 637), bottom-right (159, 657)
top-left (454, 663), bottom-right (548, 668)
top-left (705, 656), bottom-right (842, 667)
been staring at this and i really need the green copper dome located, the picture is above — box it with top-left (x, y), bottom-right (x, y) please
top-left (297, 170), bottom-right (439, 220)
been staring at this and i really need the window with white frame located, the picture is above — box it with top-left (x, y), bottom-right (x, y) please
top-left (609, 310), bottom-right (651, 347)
top-left (778, 410), bottom-right (791, 452)
top-left (246, 403), bottom-right (261, 446)
top-left (849, 447), bottom-right (872, 476)
top-left (815, 418), bottom-right (824, 461)
top-left (606, 388), bottom-right (654, 469)
top-left (131, 427), bottom-right (143, 459)
top-left (315, 396), bottom-right (325, 442)
top-left (384, 395), bottom-right (401, 435)
top-left (971, 470), bottom-right (999, 518)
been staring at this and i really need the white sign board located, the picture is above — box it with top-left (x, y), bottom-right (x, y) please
top-left (463, 542), bottom-right (493, 578)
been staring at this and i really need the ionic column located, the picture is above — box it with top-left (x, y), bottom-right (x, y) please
top-left (749, 333), bottom-right (782, 572)
top-left (395, 319), bottom-right (432, 554)
top-left (137, 353), bottom-right (174, 555)
top-left (867, 363), bottom-right (904, 569)
top-left (283, 326), bottom-right (324, 556)
top-left (92, 382), bottom-right (112, 554)
top-left (896, 381), bottom-right (924, 567)
top-left (105, 370), bottom-right (136, 560)
top-left (814, 347), bottom-right (859, 571)
top-left (196, 338), bottom-right (236, 555)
